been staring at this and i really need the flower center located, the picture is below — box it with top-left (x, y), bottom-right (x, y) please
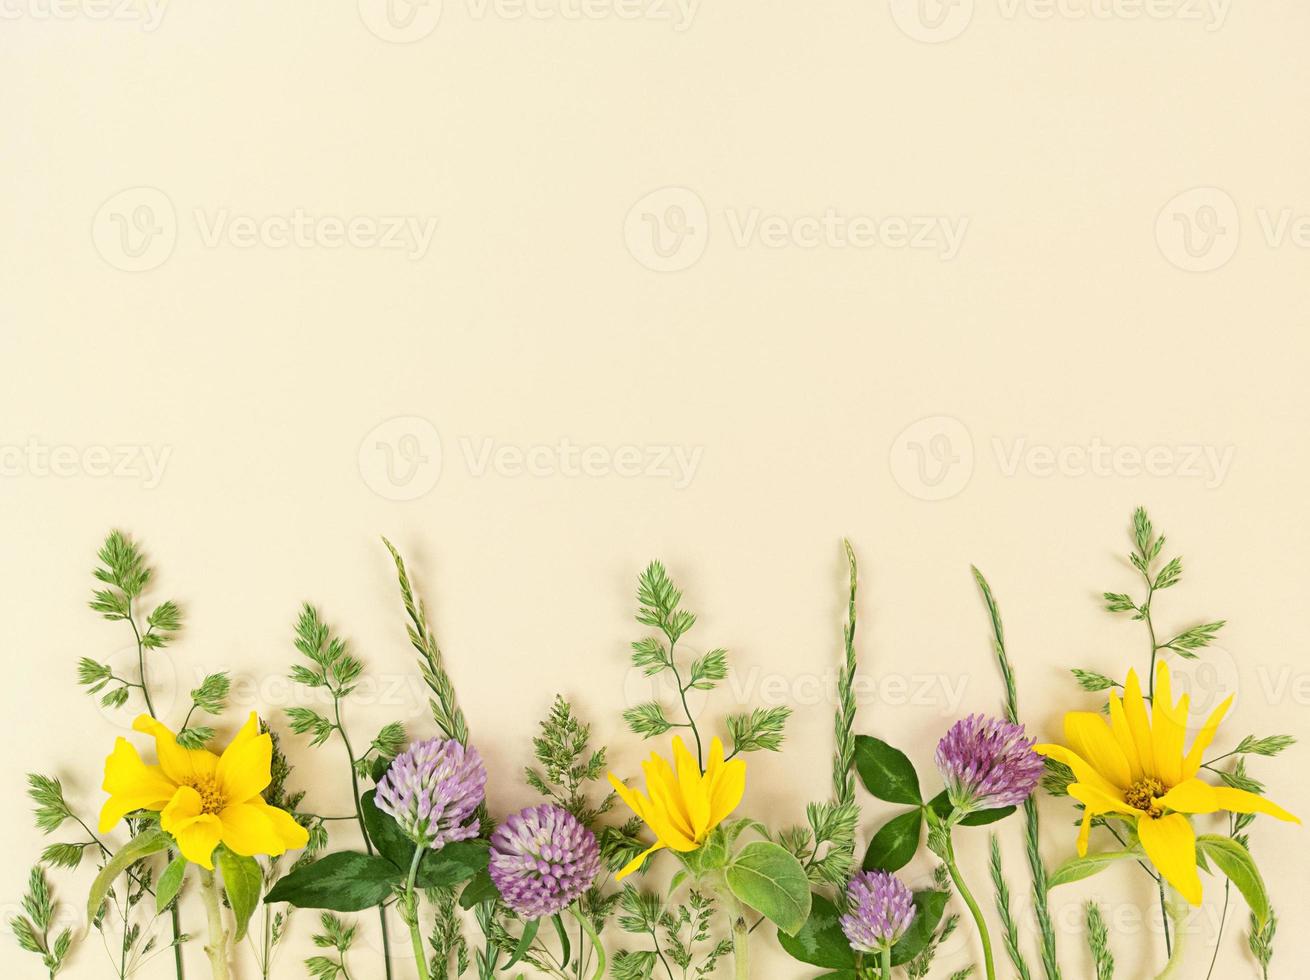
top-left (1124, 777), bottom-right (1166, 818)
top-left (188, 777), bottom-right (227, 815)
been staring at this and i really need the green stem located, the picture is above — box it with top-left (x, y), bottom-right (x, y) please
top-left (1154, 888), bottom-right (1188, 979)
top-left (403, 847), bottom-right (431, 980)
top-left (720, 890), bottom-right (749, 980)
top-left (335, 696), bottom-right (396, 980)
top-left (571, 904), bottom-right (607, 980)
top-left (880, 944), bottom-right (892, 979)
top-left (944, 834), bottom-right (996, 980)
top-left (666, 638), bottom-right (704, 771)
top-left (198, 868), bottom-right (230, 980)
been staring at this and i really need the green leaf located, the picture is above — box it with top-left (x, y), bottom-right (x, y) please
top-left (889, 890), bottom-right (947, 965)
top-left (217, 847), bottom-right (262, 941)
top-left (1196, 835), bottom-right (1270, 926)
top-left (550, 913), bottom-right (572, 970)
top-left (503, 916), bottom-right (540, 970)
top-left (926, 791), bottom-right (1016, 826)
top-left (156, 855), bottom-right (187, 914)
top-left (853, 736), bottom-right (921, 805)
top-left (459, 870), bottom-right (499, 910)
top-left (87, 830), bottom-right (170, 922)
top-left (776, 894), bottom-right (857, 969)
top-left (414, 840), bottom-right (489, 889)
top-left (724, 841), bottom-right (812, 936)
top-left (264, 851), bottom-right (403, 911)
top-left (360, 790), bottom-right (413, 870)
top-left (863, 809), bottom-right (922, 872)
top-left (1049, 850), bottom-right (1140, 888)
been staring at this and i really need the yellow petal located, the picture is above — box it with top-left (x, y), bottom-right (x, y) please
top-left (160, 785), bottom-right (203, 829)
top-left (1156, 778), bottom-right (1220, 815)
top-left (218, 803), bottom-right (284, 857)
top-left (1151, 663), bottom-right (1188, 786)
top-left (673, 737), bottom-right (710, 841)
top-left (1121, 670), bottom-right (1158, 779)
top-left (615, 841), bottom-right (665, 882)
top-left (174, 816), bottom-right (223, 869)
top-left (1034, 743), bottom-right (1124, 801)
top-left (98, 738), bottom-right (178, 832)
top-left (225, 711), bottom-right (262, 753)
top-left (1068, 781), bottom-right (1138, 818)
top-left (216, 725), bottom-right (273, 804)
top-left (1065, 712), bottom-right (1132, 790)
top-left (1211, 787), bottom-right (1300, 824)
top-left (708, 757), bottom-right (746, 829)
top-left (1181, 696), bottom-right (1233, 781)
top-left (247, 799), bottom-right (311, 850)
top-left (133, 715), bottom-right (219, 786)
top-left (643, 755), bottom-right (694, 842)
top-left (160, 787), bottom-right (222, 869)
top-left (1076, 808), bottom-right (1094, 856)
top-left (1137, 814), bottom-right (1202, 906)
top-left (608, 773), bottom-right (651, 823)
top-left (1107, 695), bottom-right (1144, 783)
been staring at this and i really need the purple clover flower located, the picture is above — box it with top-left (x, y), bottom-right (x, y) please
top-left (935, 714), bottom-right (1044, 814)
top-left (840, 871), bottom-right (916, 952)
top-left (489, 804), bottom-right (601, 920)
top-left (375, 738), bottom-right (486, 849)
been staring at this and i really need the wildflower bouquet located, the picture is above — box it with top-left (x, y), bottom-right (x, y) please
top-left (11, 509), bottom-right (1300, 980)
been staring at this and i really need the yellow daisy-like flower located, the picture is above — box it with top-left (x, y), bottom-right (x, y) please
top-left (1035, 661), bottom-right (1298, 905)
top-left (100, 713), bottom-right (310, 870)
top-left (608, 736), bottom-right (746, 881)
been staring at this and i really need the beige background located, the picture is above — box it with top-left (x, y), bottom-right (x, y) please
top-left (3, 1), bottom-right (1309, 977)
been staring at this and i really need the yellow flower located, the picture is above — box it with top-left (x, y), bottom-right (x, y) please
top-left (607, 736), bottom-right (746, 881)
top-left (1035, 661), bottom-right (1298, 905)
top-left (100, 713), bottom-right (310, 870)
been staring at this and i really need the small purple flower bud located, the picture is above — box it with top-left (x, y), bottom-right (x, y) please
top-left (935, 714), bottom-right (1044, 814)
top-left (840, 871), bottom-right (916, 952)
top-left (375, 738), bottom-right (486, 849)
top-left (489, 804), bottom-right (601, 920)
